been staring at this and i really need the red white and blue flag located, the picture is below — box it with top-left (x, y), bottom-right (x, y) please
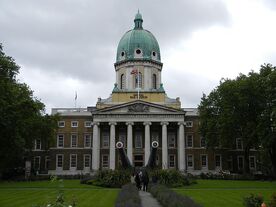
top-left (131, 69), bottom-right (138, 75)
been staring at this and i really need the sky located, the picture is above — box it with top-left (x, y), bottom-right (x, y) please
top-left (1, 0), bottom-right (276, 113)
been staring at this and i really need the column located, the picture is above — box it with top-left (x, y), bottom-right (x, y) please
top-left (126, 122), bottom-right (134, 164)
top-left (143, 122), bottom-right (151, 166)
top-left (161, 122), bottom-right (169, 169)
top-left (92, 122), bottom-right (100, 170)
top-left (109, 122), bottom-right (117, 170)
top-left (178, 122), bottom-right (185, 171)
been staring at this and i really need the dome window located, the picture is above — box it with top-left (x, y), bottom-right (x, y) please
top-left (136, 49), bottom-right (141, 54)
top-left (152, 51), bottom-right (156, 57)
top-left (121, 51), bottom-right (125, 57)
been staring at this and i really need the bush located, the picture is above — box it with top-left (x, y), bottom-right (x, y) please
top-left (269, 193), bottom-right (276, 207)
top-left (150, 169), bottom-right (194, 187)
top-left (243, 193), bottom-right (264, 207)
top-left (115, 184), bottom-right (141, 207)
top-left (88, 170), bottom-right (131, 188)
top-left (149, 184), bottom-right (202, 207)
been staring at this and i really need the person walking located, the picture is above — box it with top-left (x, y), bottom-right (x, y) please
top-left (142, 170), bottom-right (149, 192)
top-left (134, 172), bottom-right (141, 190)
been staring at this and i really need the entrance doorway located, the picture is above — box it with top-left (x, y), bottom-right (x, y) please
top-left (134, 154), bottom-right (144, 167)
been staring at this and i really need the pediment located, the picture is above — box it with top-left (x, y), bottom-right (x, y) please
top-left (93, 100), bottom-right (183, 114)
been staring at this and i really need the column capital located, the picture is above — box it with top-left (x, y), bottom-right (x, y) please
top-left (92, 122), bottom-right (100, 126)
top-left (160, 121), bottom-right (169, 126)
top-left (143, 121), bottom-right (152, 126)
top-left (178, 121), bottom-right (185, 126)
top-left (126, 122), bottom-right (134, 126)
top-left (109, 122), bottom-right (117, 126)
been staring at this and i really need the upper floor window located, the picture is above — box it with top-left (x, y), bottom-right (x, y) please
top-left (185, 121), bottom-right (193, 127)
top-left (120, 74), bottom-right (125, 89)
top-left (102, 131), bottom-right (109, 148)
top-left (151, 131), bottom-right (159, 143)
top-left (58, 121), bottom-right (65, 128)
top-left (71, 134), bottom-right (78, 147)
top-left (152, 74), bottom-right (157, 89)
top-left (84, 134), bottom-right (91, 148)
top-left (249, 156), bottom-right (256, 170)
top-left (34, 139), bottom-right (41, 150)
top-left (168, 132), bottom-right (176, 148)
top-left (200, 137), bottom-right (206, 148)
top-left (57, 134), bottom-right (64, 148)
top-left (84, 121), bottom-right (92, 128)
top-left (135, 72), bottom-right (142, 88)
top-left (135, 131), bottom-right (142, 148)
top-left (186, 134), bottom-right (193, 148)
top-left (119, 131), bottom-right (126, 148)
top-left (71, 121), bottom-right (78, 128)
top-left (236, 138), bottom-right (243, 150)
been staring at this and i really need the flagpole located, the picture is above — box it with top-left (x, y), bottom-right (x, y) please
top-left (74, 91), bottom-right (77, 108)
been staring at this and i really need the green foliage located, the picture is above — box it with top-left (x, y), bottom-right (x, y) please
top-left (115, 184), bottom-right (141, 207)
top-left (269, 193), bottom-right (276, 207)
top-left (150, 184), bottom-right (202, 207)
top-left (243, 193), bottom-right (264, 207)
top-left (0, 44), bottom-right (59, 177)
top-left (88, 170), bottom-right (131, 188)
top-left (150, 169), bottom-right (193, 187)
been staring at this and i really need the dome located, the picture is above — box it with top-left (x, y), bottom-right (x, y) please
top-left (116, 11), bottom-right (161, 63)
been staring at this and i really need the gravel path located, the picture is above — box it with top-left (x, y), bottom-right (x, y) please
top-left (139, 190), bottom-right (162, 207)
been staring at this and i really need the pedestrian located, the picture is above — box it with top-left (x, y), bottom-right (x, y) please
top-left (142, 170), bottom-right (149, 192)
top-left (131, 173), bottom-right (135, 184)
top-left (134, 172), bottom-right (141, 190)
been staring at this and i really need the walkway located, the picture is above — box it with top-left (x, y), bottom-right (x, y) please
top-left (139, 191), bottom-right (162, 207)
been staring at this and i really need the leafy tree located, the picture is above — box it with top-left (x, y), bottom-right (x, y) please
top-left (199, 64), bottom-right (275, 175)
top-left (0, 44), bottom-right (58, 178)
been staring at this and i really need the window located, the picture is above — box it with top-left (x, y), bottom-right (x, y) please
top-left (237, 156), bottom-right (244, 170)
top-left (168, 132), bottom-right (176, 148)
top-left (84, 154), bottom-right (91, 168)
top-left (33, 156), bottom-right (40, 170)
top-left (249, 156), bottom-right (256, 170)
top-left (135, 131), bottom-right (142, 148)
top-left (102, 155), bottom-right (109, 169)
top-left (45, 156), bottom-right (50, 170)
top-left (187, 155), bottom-right (193, 168)
top-left (200, 137), bottom-right (206, 148)
top-left (84, 121), bottom-right (92, 128)
top-left (215, 155), bottom-right (222, 168)
top-left (236, 138), bottom-right (243, 150)
top-left (119, 131), bottom-right (126, 147)
top-left (151, 131), bottom-right (159, 143)
top-left (135, 72), bottom-right (142, 88)
top-left (56, 154), bottom-right (63, 169)
top-left (84, 134), bottom-right (91, 148)
top-left (186, 134), bottom-right (193, 148)
top-left (201, 155), bottom-right (208, 168)
top-left (71, 134), bottom-right (77, 147)
top-left (70, 154), bottom-right (77, 168)
top-left (57, 134), bottom-right (64, 148)
top-left (169, 155), bottom-right (175, 168)
top-left (120, 74), bottom-right (125, 89)
top-left (58, 121), bottom-right (65, 127)
top-left (185, 121), bottom-right (193, 127)
top-left (102, 131), bottom-right (109, 148)
top-left (71, 121), bottom-right (78, 127)
top-left (152, 74), bottom-right (157, 89)
top-left (34, 139), bottom-right (41, 150)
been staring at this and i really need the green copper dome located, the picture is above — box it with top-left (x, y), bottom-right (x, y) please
top-left (116, 11), bottom-right (161, 63)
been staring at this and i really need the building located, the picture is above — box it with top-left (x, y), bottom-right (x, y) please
top-left (32, 12), bottom-right (259, 175)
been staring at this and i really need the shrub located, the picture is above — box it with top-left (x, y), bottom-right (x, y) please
top-left (88, 170), bottom-right (131, 188)
top-left (269, 193), bottom-right (276, 207)
top-left (149, 184), bottom-right (202, 207)
top-left (243, 193), bottom-right (264, 207)
top-left (115, 184), bottom-right (141, 207)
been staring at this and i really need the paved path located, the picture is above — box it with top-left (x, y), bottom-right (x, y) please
top-left (139, 191), bottom-right (162, 207)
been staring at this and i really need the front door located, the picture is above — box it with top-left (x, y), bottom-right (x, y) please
top-left (134, 154), bottom-right (144, 167)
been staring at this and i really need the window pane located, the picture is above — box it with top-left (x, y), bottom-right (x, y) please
top-left (135, 131), bottom-right (142, 148)
top-left (102, 132), bottom-right (109, 148)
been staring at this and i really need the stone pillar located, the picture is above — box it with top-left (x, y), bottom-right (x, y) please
top-left (143, 122), bottom-right (151, 166)
top-left (92, 122), bottom-right (100, 170)
top-left (126, 122), bottom-right (134, 164)
top-left (161, 122), bottom-right (169, 169)
top-left (109, 122), bottom-right (116, 170)
top-left (178, 122), bottom-right (185, 171)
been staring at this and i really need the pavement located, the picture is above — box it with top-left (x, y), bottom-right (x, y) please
top-left (139, 190), bottom-right (162, 207)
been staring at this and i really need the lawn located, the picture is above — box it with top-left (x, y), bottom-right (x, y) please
top-left (174, 180), bottom-right (276, 207)
top-left (0, 180), bottom-right (119, 207)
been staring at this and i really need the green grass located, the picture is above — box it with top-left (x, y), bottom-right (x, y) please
top-left (174, 180), bottom-right (276, 207)
top-left (0, 180), bottom-right (119, 207)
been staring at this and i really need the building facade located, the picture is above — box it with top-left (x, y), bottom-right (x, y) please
top-left (32, 12), bottom-right (259, 175)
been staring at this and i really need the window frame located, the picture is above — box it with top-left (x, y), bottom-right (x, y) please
top-left (201, 154), bottom-right (208, 169)
top-left (84, 134), bottom-right (91, 148)
top-left (185, 121), bottom-right (193, 127)
top-left (57, 134), bottom-right (64, 148)
top-left (215, 154), bottom-right (222, 169)
top-left (168, 132), bottom-right (176, 148)
top-left (236, 138), bottom-right (243, 150)
top-left (186, 134), bottom-right (193, 148)
top-left (249, 156), bottom-right (256, 170)
top-left (34, 139), bottom-right (41, 150)
top-left (84, 121), bottom-right (92, 128)
top-left (84, 154), bottom-right (91, 169)
top-left (71, 134), bottom-right (78, 148)
top-left (71, 121), bottom-right (78, 128)
top-left (187, 154), bottom-right (194, 169)
top-left (58, 121), bottom-right (65, 128)
top-left (56, 154), bottom-right (63, 169)
top-left (45, 156), bottom-right (50, 170)
top-left (200, 137), bottom-right (206, 148)
top-left (33, 156), bottom-right (41, 170)
top-left (70, 154), bottom-right (77, 169)
top-left (102, 131), bottom-right (110, 148)
top-left (102, 154), bottom-right (109, 169)
top-left (169, 154), bottom-right (176, 168)
top-left (237, 155), bottom-right (244, 170)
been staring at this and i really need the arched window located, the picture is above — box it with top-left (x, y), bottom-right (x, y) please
top-left (120, 74), bottom-right (125, 89)
top-left (152, 74), bottom-right (157, 89)
top-left (135, 72), bottom-right (142, 88)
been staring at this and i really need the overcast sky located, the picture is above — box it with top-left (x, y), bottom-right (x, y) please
top-left (1, 0), bottom-right (276, 113)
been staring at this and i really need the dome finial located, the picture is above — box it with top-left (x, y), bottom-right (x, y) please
top-left (134, 10), bottom-right (143, 29)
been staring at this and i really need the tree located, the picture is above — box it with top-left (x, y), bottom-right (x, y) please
top-left (199, 64), bottom-right (275, 175)
top-left (0, 44), bottom-right (58, 178)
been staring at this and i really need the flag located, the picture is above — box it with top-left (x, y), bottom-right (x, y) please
top-left (75, 91), bottom-right (77, 100)
top-left (131, 69), bottom-right (138, 75)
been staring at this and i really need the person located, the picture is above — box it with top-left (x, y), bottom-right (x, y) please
top-left (142, 170), bottom-right (149, 192)
top-left (131, 173), bottom-right (135, 184)
top-left (134, 172), bottom-right (141, 190)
